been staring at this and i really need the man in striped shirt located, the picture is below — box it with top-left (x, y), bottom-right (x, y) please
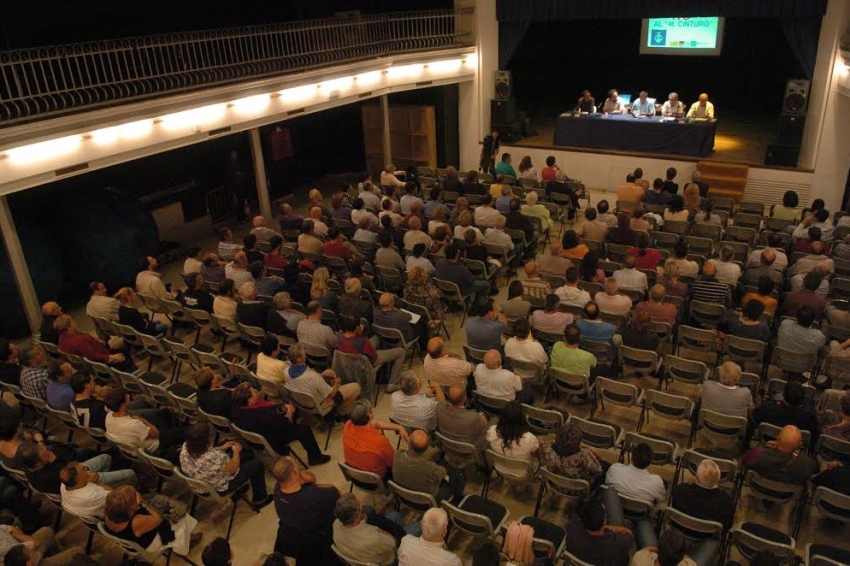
top-left (521, 262), bottom-right (552, 299)
top-left (690, 262), bottom-right (730, 307)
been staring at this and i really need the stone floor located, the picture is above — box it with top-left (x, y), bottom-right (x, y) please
top-left (30, 188), bottom-right (849, 565)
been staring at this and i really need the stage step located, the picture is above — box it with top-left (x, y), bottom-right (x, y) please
top-left (698, 160), bottom-right (748, 203)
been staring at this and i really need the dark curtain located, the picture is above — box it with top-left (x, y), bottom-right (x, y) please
top-left (779, 18), bottom-right (822, 78)
top-left (499, 21), bottom-right (530, 69)
top-left (497, 0), bottom-right (827, 22)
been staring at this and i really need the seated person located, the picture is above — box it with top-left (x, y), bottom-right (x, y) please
top-left (605, 442), bottom-right (666, 504)
top-left (104, 485), bottom-right (200, 557)
top-left (551, 324), bottom-right (598, 379)
top-left (532, 293), bottom-right (575, 336)
top-left (19, 346), bottom-right (50, 401)
top-left (466, 299), bottom-right (507, 352)
top-left (333, 493), bottom-right (409, 566)
top-left (393, 429), bottom-right (464, 503)
top-left (390, 371), bottom-right (443, 431)
top-left (670, 459), bottom-right (733, 532)
top-left (284, 345), bottom-right (360, 417)
top-left (180, 272), bottom-right (214, 313)
top-left (435, 384), bottom-right (488, 465)
top-left (58, 458), bottom-right (135, 519)
top-left (267, 292), bottom-right (305, 338)
top-left (504, 319), bottom-right (548, 365)
top-left (752, 379), bottom-right (818, 436)
top-left (620, 308), bottom-right (660, 352)
top-left (1, 527), bottom-right (87, 566)
top-left (339, 278), bottom-right (373, 323)
top-left (194, 368), bottom-right (234, 419)
top-left (255, 335), bottom-right (289, 398)
top-left (104, 388), bottom-right (187, 463)
top-left (474, 350), bottom-right (533, 404)
top-left (235, 282), bottom-right (269, 329)
top-left (723, 300), bottom-right (771, 343)
top-left (540, 421), bottom-right (606, 486)
top-left (486, 401), bottom-right (539, 479)
top-left (343, 399), bottom-right (408, 479)
top-left (700, 361), bottom-right (752, 418)
top-left (398, 508), bottom-right (461, 566)
top-left (21, 441), bottom-right (135, 497)
top-left (576, 302), bottom-right (619, 355)
top-left (566, 497), bottom-right (634, 566)
top-left (55, 314), bottom-right (135, 372)
top-left (116, 287), bottom-right (166, 336)
top-left (630, 528), bottom-right (708, 566)
top-left (338, 315), bottom-right (405, 393)
top-left (45, 362), bottom-right (75, 412)
top-left (743, 425), bottom-right (820, 485)
top-left (179, 422), bottom-right (272, 509)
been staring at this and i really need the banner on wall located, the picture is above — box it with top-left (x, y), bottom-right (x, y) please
top-left (268, 126), bottom-right (294, 161)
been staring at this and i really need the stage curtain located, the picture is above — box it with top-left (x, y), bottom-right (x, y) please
top-left (499, 21), bottom-right (530, 69)
top-left (779, 18), bottom-right (822, 79)
top-left (497, 0), bottom-right (828, 22)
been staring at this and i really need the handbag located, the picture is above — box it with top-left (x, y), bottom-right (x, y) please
top-left (144, 494), bottom-right (188, 523)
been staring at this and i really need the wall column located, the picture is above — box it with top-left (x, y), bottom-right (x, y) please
top-left (0, 197), bottom-right (40, 335)
top-left (249, 128), bottom-right (273, 221)
top-left (381, 94), bottom-right (392, 167)
top-left (456, 0), bottom-right (498, 172)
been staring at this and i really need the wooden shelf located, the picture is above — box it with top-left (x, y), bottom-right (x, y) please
top-left (362, 104), bottom-right (437, 180)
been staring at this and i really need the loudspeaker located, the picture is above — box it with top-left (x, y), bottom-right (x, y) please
top-left (765, 144), bottom-right (801, 167)
top-left (491, 98), bottom-right (516, 125)
top-left (495, 70), bottom-right (512, 100)
top-left (782, 79), bottom-right (810, 115)
top-left (491, 122), bottom-right (521, 143)
top-left (778, 114), bottom-right (806, 145)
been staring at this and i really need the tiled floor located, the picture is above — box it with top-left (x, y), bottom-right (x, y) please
top-left (34, 189), bottom-right (849, 565)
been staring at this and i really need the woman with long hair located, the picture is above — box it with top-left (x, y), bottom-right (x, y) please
top-left (310, 267), bottom-right (338, 311)
top-left (561, 230), bottom-right (589, 260)
top-left (627, 232), bottom-right (661, 270)
top-left (578, 251), bottom-right (605, 284)
top-left (664, 195), bottom-right (689, 222)
top-left (606, 212), bottom-right (638, 246)
top-left (517, 156), bottom-right (536, 179)
top-left (486, 400), bottom-right (539, 479)
top-left (694, 202), bottom-right (723, 227)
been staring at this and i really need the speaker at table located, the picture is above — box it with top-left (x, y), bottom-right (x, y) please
top-left (782, 79), bottom-right (810, 115)
top-left (765, 144), bottom-right (800, 167)
top-left (494, 70), bottom-right (512, 100)
top-left (491, 98), bottom-right (516, 125)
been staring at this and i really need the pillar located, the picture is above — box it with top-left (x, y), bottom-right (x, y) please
top-left (0, 197), bottom-right (40, 335)
top-left (381, 94), bottom-right (392, 167)
top-left (249, 128), bottom-right (273, 221)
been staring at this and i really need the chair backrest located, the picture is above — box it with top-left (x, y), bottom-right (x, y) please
top-left (485, 449), bottom-right (537, 481)
top-left (97, 521), bottom-right (163, 562)
top-left (579, 339), bottom-right (612, 365)
top-left (691, 223), bottom-right (722, 241)
top-left (211, 314), bottom-right (241, 337)
top-left (811, 486), bottom-right (850, 522)
top-left (237, 324), bottom-right (266, 347)
top-left (596, 377), bottom-right (643, 410)
top-left (722, 335), bottom-right (765, 364)
top-left (434, 431), bottom-right (478, 468)
top-left (676, 324), bottom-right (719, 354)
top-left (728, 523), bottom-right (796, 564)
top-left (463, 345), bottom-right (489, 366)
top-left (806, 543), bottom-right (847, 566)
top-left (506, 357), bottom-right (546, 385)
top-left (744, 470), bottom-right (804, 504)
top-left (231, 421), bottom-right (281, 458)
top-left (697, 409), bottom-right (748, 442)
top-left (661, 507), bottom-right (724, 541)
top-left (137, 448), bottom-right (179, 482)
top-left (174, 468), bottom-right (229, 504)
top-left (618, 346), bottom-right (658, 374)
top-left (562, 550), bottom-right (595, 566)
top-left (473, 391), bottom-right (509, 418)
top-left (521, 404), bottom-right (565, 436)
top-left (643, 389), bottom-right (694, 423)
top-left (331, 544), bottom-right (379, 566)
top-left (815, 434), bottom-right (850, 463)
top-left (338, 462), bottom-right (387, 494)
top-left (678, 448), bottom-right (739, 487)
top-left (549, 367), bottom-right (592, 397)
top-left (433, 278), bottom-right (465, 301)
top-left (388, 480), bottom-right (438, 512)
top-left (114, 323), bottom-right (144, 348)
top-left (331, 350), bottom-right (376, 401)
top-left (688, 300), bottom-right (725, 329)
top-left (440, 499), bottom-right (503, 538)
top-left (539, 467), bottom-right (591, 505)
top-left (570, 416), bottom-right (622, 450)
top-left (770, 347), bottom-right (817, 374)
top-left (621, 431), bottom-right (678, 468)
top-left (198, 407), bottom-right (233, 435)
top-left (663, 355), bottom-right (708, 387)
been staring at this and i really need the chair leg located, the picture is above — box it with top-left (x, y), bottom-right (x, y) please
top-left (533, 483), bottom-right (545, 517)
top-left (147, 356), bottom-right (154, 372)
top-left (291, 449), bottom-right (309, 470)
top-left (85, 530), bottom-right (94, 554)
top-left (225, 499), bottom-right (239, 541)
top-left (324, 421), bottom-right (334, 451)
top-left (52, 508), bottom-right (62, 532)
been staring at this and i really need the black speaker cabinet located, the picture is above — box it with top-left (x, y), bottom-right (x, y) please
top-left (778, 114), bottom-right (806, 145)
top-left (782, 79), bottom-right (810, 115)
top-left (491, 98), bottom-right (516, 125)
top-left (491, 122), bottom-right (521, 143)
top-left (494, 70), bottom-right (512, 100)
top-left (765, 144), bottom-right (801, 167)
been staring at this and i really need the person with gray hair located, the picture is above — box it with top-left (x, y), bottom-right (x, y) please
top-left (235, 281), bottom-right (270, 329)
top-left (284, 344), bottom-right (360, 416)
top-left (708, 246), bottom-right (742, 286)
top-left (699, 361), bottom-right (752, 418)
top-left (339, 277), bottom-right (372, 323)
top-left (390, 371), bottom-right (444, 431)
top-left (483, 214), bottom-right (515, 252)
top-left (521, 190), bottom-right (553, 231)
top-left (332, 492), bottom-right (411, 565)
top-left (398, 508), bottom-right (461, 566)
top-left (343, 399), bottom-right (409, 479)
top-left (267, 291), bottom-right (305, 336)
top-left (669, 458), bottom-right (732, 562)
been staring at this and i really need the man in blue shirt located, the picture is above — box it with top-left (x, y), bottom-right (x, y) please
top-left (575, 302), bottom-right (619, 358)
top-left (494, 153), bottom-right (516, 178)
top-left (630, 91), bottom-right (656, 117)
top-left (465, 299), bottom-right (507, 352)
top-left (45, 361), bottom-right (75, 412)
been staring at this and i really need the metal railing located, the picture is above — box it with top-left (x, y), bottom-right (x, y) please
top-left (0, 8), bottom-right (474, 126)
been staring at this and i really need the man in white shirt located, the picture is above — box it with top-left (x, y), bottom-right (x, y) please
top-left (255, 336), bottom-right (290, 398)
top-left (687, 93), bottom-right (715, 120)
top-left (59, 460), bottom-right (115, 518)
top-left (398, 508), bottom-right (462, 566)
top-left (504, 319), bottom-right (548, 365)
top-left (555, 267), bottom-right (592, 307)
top-left (390, 371), bottom-right (444, 431)
top-left (605, 442), bottom-right (667, 504)
top-left (483, 216), bottom-right (514, 251)
top-left (380, 165), bottom-right (406, 190)
top-left (661, 92), bottom-right (684, 118)
top-left (104, 388), bottom-right (186, 461)
top-left (135, 256), bottom-right (175, 300)
top-left (601, 89), bottom-right (624, 114)
top-left (792, 209), bottom-right (835, 243)
top-left (473, 350), bottom-right (533, 404)
top-left (612, 255), bottom-right (648, 293)
top-left (594, 278), bottom-right (633, 316)
top-left (473, 194), bottom-right (502, 228)
top-left (225, 252), bottom-right (254, 287)
top-left (85, 281), bottom-right (120, 321)
top-left (351, 198), bottom-right (380, 230)
top-left (707, 247), bottom-right (742, 286)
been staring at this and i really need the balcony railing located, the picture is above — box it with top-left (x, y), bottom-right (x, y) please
top-left (0, 8), bottom-right (474, 126)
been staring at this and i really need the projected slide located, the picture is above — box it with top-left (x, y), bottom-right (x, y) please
top-left (640, 17), bottom-right (724, 56)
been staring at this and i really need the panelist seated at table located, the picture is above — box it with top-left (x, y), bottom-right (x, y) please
top-left (630, 91), bottom-right (657, 117)
top-left (575, 90), bottom-right (597, 113)
top-left (687, 93), bottom-right (715, 120)
top-left (661, 92), bottom-right (685, 118)
top-left (601, 89), bottom-right (626, 114)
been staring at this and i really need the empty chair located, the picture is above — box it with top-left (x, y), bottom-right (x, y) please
top-left (594, 377), bottom-right (644, 427)
top-left (521, 404), bottom-right (565, 436)
top-left (660, 355), bottom-right (708, 391)
top-left (676, 325), bottom-right (720, 360)
top-left (618, 346), bottom-right (659, 377)
top-left (815, 434), bottom-right (850, 464)
top-left (338, 462), bottom-right (388, 496)
top-left (810, 486), bottom-right (850, 525)
top-left (688, 300), bottom-right (725, 330)
top-left (770, 347), bottom-right (818, 377)
top-left (742, 471), bottom-right (806, 536)
top-left (691, 223), bottom-right (722, 242)
top-left (639, 390), bottom-right (693, 442)
top-left (806, 543), bottom-right (850, 566)
top-left (472, 391), bottom-right (509, 419)
top-left (569, 416), bottom-right (623, 452)
top-left (441, 496), bottom-right (509, 542)
top-left (433, 278), bottom-right (474, 326)
top-left (693, 409), bottom-right (748, 452)
top-left (534, 467), bottom-right (591, 517)
top-left (388, 480), bottom-right (438, 515)
top-left (482, 449), bottom-right (539, 497)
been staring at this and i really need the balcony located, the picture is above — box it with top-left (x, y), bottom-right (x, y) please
top-left (0, 8), bottom-right (475, 126)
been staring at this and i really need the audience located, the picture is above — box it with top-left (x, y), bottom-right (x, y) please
top-left (397, 508), bottom-right (461, 566)
top-left (540, 421), bottom-right (605, 486)
top-left (342, 400), bottom-right (407, 480)
top-left (393, 429), bottom-right (464, 503)
top-left (474, 350), bottom-right (532, 404)
top-left (390, 371), bottom-right (443, 431)
top-left (486, 401), bottom-right (539, 479)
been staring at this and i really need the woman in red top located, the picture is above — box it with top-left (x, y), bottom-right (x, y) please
top-left (627, 232), bottom-right (662, 270)
top-left (263, 236), bottom-right (289, 270)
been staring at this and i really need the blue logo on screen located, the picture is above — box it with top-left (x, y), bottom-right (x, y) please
top-left (651, 30), bottom-right (666, 46)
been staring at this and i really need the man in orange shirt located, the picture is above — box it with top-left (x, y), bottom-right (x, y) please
top-left (616, 174), bottom-right (643, 214)
top-left (342, 399), bottom-right (409, 479)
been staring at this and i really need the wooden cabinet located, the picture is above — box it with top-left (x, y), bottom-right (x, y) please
top-left (362, 104), bottom-right (437, 180)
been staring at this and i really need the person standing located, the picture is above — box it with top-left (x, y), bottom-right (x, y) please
top-left (227, 150), bottom-right (251, 225)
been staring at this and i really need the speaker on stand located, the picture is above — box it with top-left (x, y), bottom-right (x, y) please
top-left (765, 79), bottom-right (809, 167)
top-left (494, 70), bottom-right (512, 100)
top-left (491, 70), bottom-right (522, 142)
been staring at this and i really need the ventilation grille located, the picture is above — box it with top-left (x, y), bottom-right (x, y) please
top-left (744, 178), bottom-right (811, 206)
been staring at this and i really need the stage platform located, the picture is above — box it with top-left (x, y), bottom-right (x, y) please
top-left (509, 111), bottom-right (786, 168)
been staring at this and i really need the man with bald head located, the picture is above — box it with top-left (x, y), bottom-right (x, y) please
top-left (373, 292), bottom-right (422, 347)
top-left (687, 93), bottom-right (714, 120)
top-left (743, 249), bottom-right (784, 289)
top-left (690, 261), bottom-right (731, 306)
top-left (788, 239), bottom-right (835, 279)
top-left (639, 284), bottom-right (677, 325)
top-left (743, 425), bottom-right (820, 485)
top-left (521, 261), bottom-right (552, 299)
top-left (594, 278), bottom-right (632, 316)
top-left (392, 429), bottom-right (465, 503)
top-left (250, 215), bottom-right (280, 245)
top-left (473, 350), bottom-right (533, 403)
top-left (225, 251), bottom-right (254, 287)
top-left (423, 337), bottom-right (473, 387)
top-left (40, 302), bottom-right (63, 344)
top-left (436, 384), bottom-right (488, 464)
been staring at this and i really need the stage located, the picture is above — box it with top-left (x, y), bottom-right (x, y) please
top-left (507, 111), bottom-right (788, 168)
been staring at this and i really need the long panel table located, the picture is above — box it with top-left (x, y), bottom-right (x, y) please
top-left (553, 113), bottom-right (717, 157)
